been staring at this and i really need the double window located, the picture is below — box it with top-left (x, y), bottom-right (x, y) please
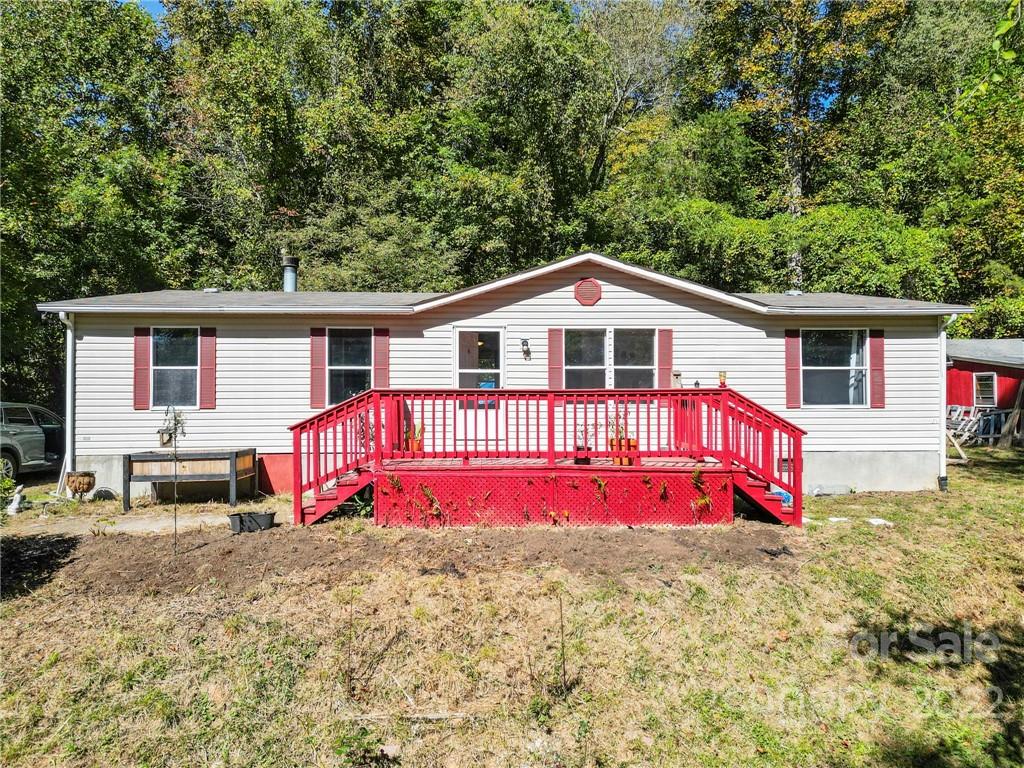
top-left (328, 329), bottom-right (373, 405)
top-left (564, 329), bottom-right (656, 389)
top-left (800, 329), bottom-right (867, 406)
top-left (152, 328), bottom-right (198, 407)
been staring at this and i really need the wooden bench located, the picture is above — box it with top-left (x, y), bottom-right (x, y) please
top-left (122, 449), bottom-right (257, 511)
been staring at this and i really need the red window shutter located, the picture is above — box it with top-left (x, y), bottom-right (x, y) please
top-left (133, 327), bottom-right (151, 410)
top-left (548, 328), bottom-right (564, 389)
top-left (657, 328), bottom-right (673, 388)
top-left (373, 328), bottom-right (390, 388)
top-left (310, 328), bottom-right (326, 409)
top-left (785, 329), bottom-right (801, 409)
top-left (199, 327), bottom-right (217, 409)
top-left (869, 329), bottom-right (885, 408)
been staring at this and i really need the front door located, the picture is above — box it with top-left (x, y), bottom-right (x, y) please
top-left (455, 329), bottom-right (503, 451)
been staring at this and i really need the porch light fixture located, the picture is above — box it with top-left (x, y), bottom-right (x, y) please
top-left (521, 338), bottom-right (531, 360)
top-left (718, 371), bottom-right (728, 387)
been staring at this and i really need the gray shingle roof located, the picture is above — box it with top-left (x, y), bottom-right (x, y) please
top-left (38, 290), bottom-right (443, 314)
top-left (736, 292), bottom-right (971, 314)
top-left (36, 255), bottom-right (972, 317)
top-left (946, 338), bottom-right (1024, 368)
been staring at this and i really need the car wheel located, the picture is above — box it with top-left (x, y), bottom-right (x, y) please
top-left (1, 451), bottom-right (17, 481)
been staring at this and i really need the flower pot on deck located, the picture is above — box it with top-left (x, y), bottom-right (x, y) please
top-left (406, 437), bottom-right (423, 452)
top-left (573, 446), bottom-right (591, 465)
top-left (608, 438), bottom-right (638, 466)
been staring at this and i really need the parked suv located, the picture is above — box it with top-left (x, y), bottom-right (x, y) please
top-left (0, 403), bottom-right (64, 480)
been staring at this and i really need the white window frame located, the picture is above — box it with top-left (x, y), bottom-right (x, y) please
top-left (611, 328), bottom-right (657, 389)
top-left (326, 326), bottom-right (374, 406)
top-left (562, 328), bottom-right (657, 390)
top-left (151, 326), bottom-right (200, 410)
top-left (452, 327), bottom-right (505, 389)
top-left (799, 328), bottom-right (870, 409)
top-left (973, 371), bottom-right (997, 408)
top-left (563, 327), bottom-right (608, 389)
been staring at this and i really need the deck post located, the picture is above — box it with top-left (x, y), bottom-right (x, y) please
top-left (546, 392), bottom-right (556, 466)
top-left (122, 454), bottom-right (131, 512)
top-left (292, 428), bottom-right (302, 525)
top-left (719, 390), bottom-right (732, 469)
top-left (372, 391), bottom-right (383, 467)
top-left (229, 450), bottom-right (238, 507)
top-left (792, 432), bottom-right (803, 525)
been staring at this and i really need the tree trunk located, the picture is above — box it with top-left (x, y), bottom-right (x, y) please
top-left (786, 147), bottom-right (803, 289)
top-left (786, 35), bottom-right (805, 290)
top-left (588, 140), bottom-right (608, 193)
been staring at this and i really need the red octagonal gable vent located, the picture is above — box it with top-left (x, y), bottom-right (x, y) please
top-left (574, 278), bottom-right (602, 306)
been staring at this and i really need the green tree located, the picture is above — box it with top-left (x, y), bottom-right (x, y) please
top-left (1, 0), bottom-right (172, 406)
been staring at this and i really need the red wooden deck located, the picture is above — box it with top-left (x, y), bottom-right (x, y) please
top-left (290, 387), bottom-right (805, 528)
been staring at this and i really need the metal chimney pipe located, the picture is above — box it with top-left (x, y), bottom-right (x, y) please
top-left (281, 249), bottom-right (299, 292)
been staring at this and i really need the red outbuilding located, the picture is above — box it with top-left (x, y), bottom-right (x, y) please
top-left (946, 339), bottom-right (1024, 409)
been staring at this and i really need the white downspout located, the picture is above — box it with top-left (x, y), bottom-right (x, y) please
top-left (59, 311), bottom-right (75, 475)
top-left (938, 313), bottom-right (958, 486)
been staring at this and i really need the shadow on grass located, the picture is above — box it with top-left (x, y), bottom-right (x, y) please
top-left (0, 532), bottom-right (79, 599)
top-left (956, 448), bottom-right (1024, 485)
top-left (853, 611), bottom-right (1023, 766)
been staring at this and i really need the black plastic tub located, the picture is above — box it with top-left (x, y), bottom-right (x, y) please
top-left (228, 511), bottom-right (276, 533)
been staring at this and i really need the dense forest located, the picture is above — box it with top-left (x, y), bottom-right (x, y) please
top-left (2, 0), bottom-right (1023, 412)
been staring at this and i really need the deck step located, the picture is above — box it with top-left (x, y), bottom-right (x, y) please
top-left (732, 470), bottom-right (798, 526)
top-left (301, 471), bottom-right (373, 525)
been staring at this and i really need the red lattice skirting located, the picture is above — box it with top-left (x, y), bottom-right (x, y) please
top-left (373, 468), bottom-right (734, 527)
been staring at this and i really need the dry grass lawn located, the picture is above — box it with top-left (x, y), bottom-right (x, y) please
top-left (1, 450), bottom-right (1022, 767)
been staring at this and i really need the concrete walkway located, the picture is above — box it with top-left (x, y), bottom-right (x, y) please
top-left (6, 511), bottom-right (288, 537)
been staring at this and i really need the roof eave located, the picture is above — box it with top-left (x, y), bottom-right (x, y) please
top-left (36, 304), bottom-right (419, 315)
top-left (762, 307), bottom-right (973, 316)
top-left (947, 354), bottom-right (1023, 368)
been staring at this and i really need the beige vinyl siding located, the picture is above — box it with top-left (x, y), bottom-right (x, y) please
top-left (73, 262), bottom-right (941, 457)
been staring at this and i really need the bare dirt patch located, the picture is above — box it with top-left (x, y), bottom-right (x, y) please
top-left (5, 518), bottom-right (800, 597)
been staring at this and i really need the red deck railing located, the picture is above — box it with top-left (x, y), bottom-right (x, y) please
top-left (289, 387), bottom-right (805, 524)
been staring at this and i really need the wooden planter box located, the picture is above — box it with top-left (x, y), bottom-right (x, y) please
top-left (122, 449), bottom-right (257, 511)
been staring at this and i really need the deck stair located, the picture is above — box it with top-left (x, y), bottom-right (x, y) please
top-left (732, 470), bottom-right (796, 525)
top-left (290, 387), bottom-right (805, 527)
top-left (299, 470), bottom-right (373, 526)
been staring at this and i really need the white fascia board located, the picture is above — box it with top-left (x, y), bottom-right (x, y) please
top-left (761, 307), bottom-right (973, 316)
top-left (409, 252), bottom-right (772, 315)
top-left (36, 305), bottom-right (418, 315)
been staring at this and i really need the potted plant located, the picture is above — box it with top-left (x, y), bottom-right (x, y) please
top-left (607, 416), bottom-right (637, 466)
top-left (405, 422), bottom-right (424, 452)
top-left (65, 470), bottom-right (96, 501)
top-left (574, 423), bottom-right (597, 465)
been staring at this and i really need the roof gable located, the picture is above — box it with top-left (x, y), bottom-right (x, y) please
top-left (410, 252), bottom-right (770, 314)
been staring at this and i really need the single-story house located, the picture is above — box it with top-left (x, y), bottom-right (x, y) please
top-left (946, 338), bottom-right (1024, 410)
top-left (38, 252), bottom-right (970, 527)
